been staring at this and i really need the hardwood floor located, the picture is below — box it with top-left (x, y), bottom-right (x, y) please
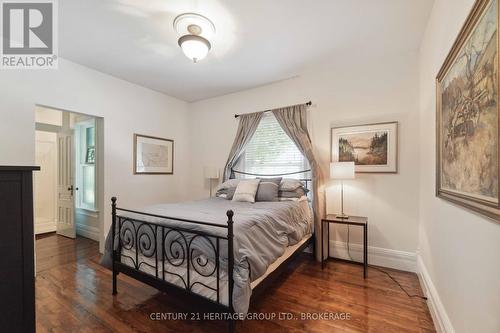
top-left (35, 234), bottom-right (435, 333)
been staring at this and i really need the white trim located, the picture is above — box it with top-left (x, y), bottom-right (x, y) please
top-left (76, 208), bottom-right (99, 218)
top-left (76, 222), bottom-right (99, 241)
top-left (417, 256), bottom-right (455, 333)
top-left (75, 118), bottom-right (97, 211)
top-left (35, 219), bottom-right (57, 234)
top-left (328, 240), bottom-right (417, 272)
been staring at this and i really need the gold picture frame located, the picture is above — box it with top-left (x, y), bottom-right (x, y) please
top-left (436, 0), bottom-right (500, 221)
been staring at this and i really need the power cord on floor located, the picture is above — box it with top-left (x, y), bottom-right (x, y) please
top-left (345, 226), bottom-right (427, 301)
top-left (369, 265), bottom-right (428, 300)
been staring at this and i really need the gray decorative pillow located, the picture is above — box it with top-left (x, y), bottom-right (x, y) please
top-left (215, 187), bottom-right (236, 200)
top-left (278, 187), bottom-right (308, 198)
top-left (232, 179), bottom-right (260, 203)
top-left (216, 179), bottom-right (241, 199)
top-left (215, 179), bottom-right (240, 192)
top-left (224, 187), bottom-right (236, 200)
top-left (256, 177), bottom-right (282, 202)
top-left (279, 178), bottom-right (305, 192)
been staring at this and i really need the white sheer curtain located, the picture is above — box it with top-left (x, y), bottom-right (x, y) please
top-left (223, 112), bottom-right (264, 181)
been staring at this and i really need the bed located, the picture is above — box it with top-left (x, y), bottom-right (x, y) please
top-left (101, 176), bottom-right (314, 333)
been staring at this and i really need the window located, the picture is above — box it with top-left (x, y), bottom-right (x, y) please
top-left (236, 113), bottom-right (309, 178)
top-left (75, 119), bottom-right (96, 211)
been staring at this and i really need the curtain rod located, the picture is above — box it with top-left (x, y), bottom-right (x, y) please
top-left (234, 101), bottom-right (312, 118)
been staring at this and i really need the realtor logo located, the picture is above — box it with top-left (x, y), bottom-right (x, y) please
top-left (1, 0), bottom-right (58, 69)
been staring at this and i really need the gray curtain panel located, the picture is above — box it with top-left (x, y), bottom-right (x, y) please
top-left (272, 104), bottom-right (326, 262)
top-left (223, 112), bottom-right (264, 181)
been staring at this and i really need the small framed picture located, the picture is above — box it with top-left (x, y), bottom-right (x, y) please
top-left (85, 146), bottom-right (95, 164)
top-left (331, 122), bottom-right (398, 173)
top-left (133, 134), bottom-right (174, 175)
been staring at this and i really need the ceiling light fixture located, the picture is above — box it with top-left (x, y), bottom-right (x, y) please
top-left (173, 13), bottom-right (215, 63)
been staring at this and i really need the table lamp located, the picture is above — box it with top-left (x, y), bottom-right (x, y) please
top-left (204, 166), bottom-right (219, 197)
top-left (330, 162), bottom-right (355, 219)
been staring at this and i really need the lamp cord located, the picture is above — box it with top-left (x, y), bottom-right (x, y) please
top-left (370, 265), bottom-right (427, 300)
top-left (346, 226), bottom-right (427, 300)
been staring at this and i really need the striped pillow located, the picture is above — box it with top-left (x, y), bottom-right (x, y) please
top-left (232, 179), bottom-right (261, 203)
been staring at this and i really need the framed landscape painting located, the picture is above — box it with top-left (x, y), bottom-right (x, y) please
top-left (134, 134), bottom-right (174, 175)
top-left (436, 0), bottom-right (499, 220)
top-left (331, 122), bottom-right (398, 173)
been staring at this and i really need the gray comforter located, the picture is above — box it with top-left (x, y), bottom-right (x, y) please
top-left (101, 197), bottom-right (312, 314)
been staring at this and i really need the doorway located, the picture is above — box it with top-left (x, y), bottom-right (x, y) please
top-left (34, 105), bottom-right (104, 248)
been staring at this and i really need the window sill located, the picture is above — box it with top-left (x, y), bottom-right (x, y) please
top-left (76, 207), bottom-right (99, 216)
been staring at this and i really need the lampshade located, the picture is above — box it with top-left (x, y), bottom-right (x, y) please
top-left (330, 162), bottom-right (355, 180)
top-left (178, 35), bottom-right (211, 63)
top-left (204, 166), bottom-right (219, 179)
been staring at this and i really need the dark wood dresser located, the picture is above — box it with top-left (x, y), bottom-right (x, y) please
top-left (0, 166), bottom-right (39, 333)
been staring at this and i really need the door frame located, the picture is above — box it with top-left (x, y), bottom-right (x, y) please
top-left (34, 104), bottom-right (105, 251)
top-left (34, 130), bottom-right (58, 235)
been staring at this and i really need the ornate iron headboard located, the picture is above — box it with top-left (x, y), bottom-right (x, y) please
top-left (230, 168), bottom-right (312, 191)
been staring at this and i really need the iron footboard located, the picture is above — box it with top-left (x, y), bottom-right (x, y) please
top-left (110, 197), bottom-right (236, 332)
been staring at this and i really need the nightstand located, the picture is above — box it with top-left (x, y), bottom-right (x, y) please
top-left (321, 215), bottom-right (368, 278)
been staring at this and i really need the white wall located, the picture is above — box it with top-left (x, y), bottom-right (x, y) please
top-left (418, 0), bottom-right (500, 332)
top-left (0, 58), bottom-right (191, 251)
top-left (190, 51), bottom-right (421, 270)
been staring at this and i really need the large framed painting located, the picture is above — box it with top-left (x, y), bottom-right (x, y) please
top-left (436, 0), bottom-right (500, 220)
top-left (133, 134), bottom-right (174, 175)
top-left (331, 122), bottom-right (398, 173)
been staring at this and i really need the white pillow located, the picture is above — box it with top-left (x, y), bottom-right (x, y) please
top-left (279, 195), bottom-right (308, 202)
top-left (232, 179), bottom-right (260, 203)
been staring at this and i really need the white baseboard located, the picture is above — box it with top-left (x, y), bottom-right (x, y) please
top-left (35, 219), bottom-right (56, 234)
top-left (76, 223), bottom-right (99, 241)
top-left (417, 256), bottom-right (455, 333)
top-left (328, 240), bottom-right (417, 272)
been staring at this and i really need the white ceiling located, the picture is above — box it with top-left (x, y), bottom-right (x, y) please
top-left (59, 0), bottom-right (434, 102)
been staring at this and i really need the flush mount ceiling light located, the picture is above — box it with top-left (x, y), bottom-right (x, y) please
top-left (173, 13), bottom-right (215, 63)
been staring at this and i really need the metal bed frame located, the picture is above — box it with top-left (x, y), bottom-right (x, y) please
top-left (110, 170), bottom-right (313, 333)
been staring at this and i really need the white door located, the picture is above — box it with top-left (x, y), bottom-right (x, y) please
top-left (57, 132), bottom-right (76, 238)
